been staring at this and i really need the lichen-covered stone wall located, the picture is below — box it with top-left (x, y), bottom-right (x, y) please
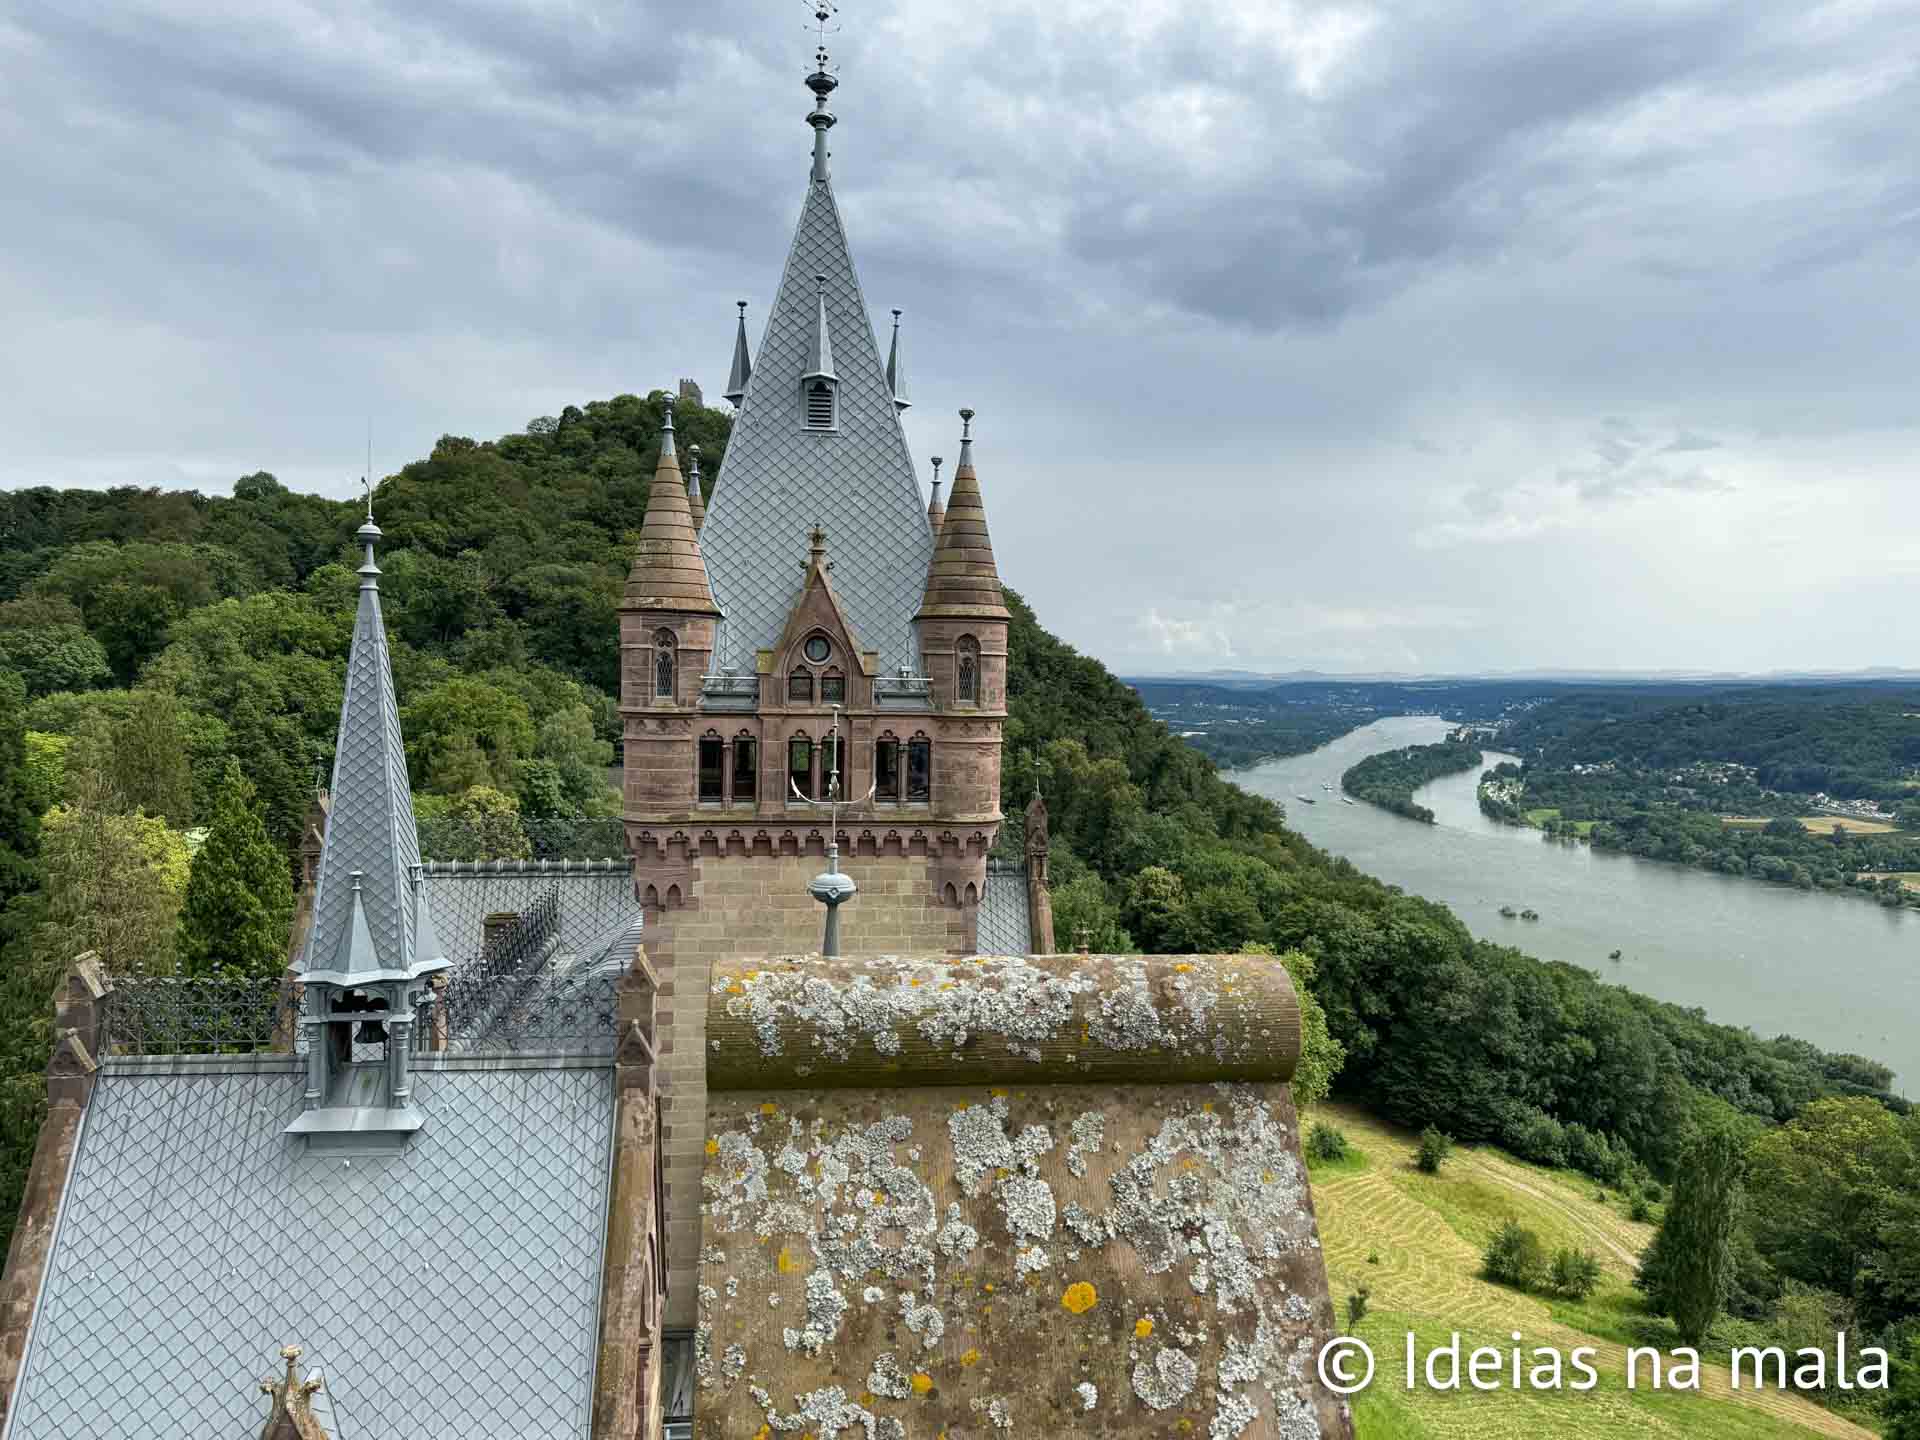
top-left (706, 952), bottom-right (1304, 1092)
top-left (689, 952), bottom-right (1350, 1438)
top-left (653, 863), bottom-right (968, 1326)
top-left (694, 1082), bottom-right (1348, 1438)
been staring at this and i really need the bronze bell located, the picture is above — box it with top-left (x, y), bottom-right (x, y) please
top-left (355, 1019), bottom-right (388, 1045)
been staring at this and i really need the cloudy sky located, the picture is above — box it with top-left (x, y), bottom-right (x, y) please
top-left (4, 0), bottom-right (1917, 676)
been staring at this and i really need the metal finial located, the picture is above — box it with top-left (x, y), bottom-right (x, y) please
top-left (891, 307), bottom-right (902, 325)
top-left (931, 456), bottom-right (943, 478)
top-left (815, 272), bottom-right (829, 291)
top-left (737, 299), bottom-right (748, 316)
top-left (361, 474), bottom-right (373, 522)
top-left (959, 407), bottom-right (975, 439)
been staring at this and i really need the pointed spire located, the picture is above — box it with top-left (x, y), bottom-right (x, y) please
top-left (687, 442), bottom-right (708, 531)
top-left (300, 510), bottom-right (447, 986)
top-left (802, 274), bottom-right (837, 382)
top-left (723, 300), bottom-right (752, 407)
top-left (623, 395), bottom-right (720, 616)
top-left (926, 455), bottom-right (945, 540)
top-left (917, 409), bottom-right (1010, 621)
top-left (805, 10), bottom-right (839, 184)
top-left (886, 309), bottom-right (910, 412)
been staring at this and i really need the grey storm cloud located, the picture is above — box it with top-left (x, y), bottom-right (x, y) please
top-left (3, 0), bottom-right (1919, 676)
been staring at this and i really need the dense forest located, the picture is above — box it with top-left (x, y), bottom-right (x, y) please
top-left (1506, 686), bottom-right (1920, 805)
top-left (1341, 736), bottom-right (1485, 822)
top-left (1480, 760), bottom-right (1920, 907)
top-left (1, 396), bottom-right (1915, 1421)
top-left (1483, 687), bottom-right (1920, 907)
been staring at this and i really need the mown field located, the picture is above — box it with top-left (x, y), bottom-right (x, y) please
top-left (1304, 1103), bottom-right (1874, 1440)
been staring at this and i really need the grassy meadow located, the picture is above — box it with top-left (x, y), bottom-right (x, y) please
top-left (1305, 1103), bottom-right (1875, 1440)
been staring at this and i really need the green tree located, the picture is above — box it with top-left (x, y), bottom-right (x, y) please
top-left (402, 677), bottom-right (535, 794)
top-left (418, 785), bottom-right (532, 862)
top-left (0, 618), bottom-right (111, 697)
top-left (177, 761), bottom-right (294, 978)
top-left (1416, 1126), bottom-right (1452, 1174)
top-left (1885, 1335), bottom-right (1920, 1440)
top-left (1549, 1247), bottom-right (1602, 1299)
top-left (1242, 944), bottom-right (1345, 1109)
top-left (1483, 1219), bottom-right (1547, 1290)
top-left (0, 670), bottom-right (50, 1261)
top-left (34, 769), bottom-right (190, 978)
top-left (1123, 865), bottom-right (1189, 951)
top-left (1744, 1096), bottom-right (1912, 1302)
top-left (1639, 1125), bottom-right (1744, 1347)
top-left (21, 732), bottom-right (69, 816)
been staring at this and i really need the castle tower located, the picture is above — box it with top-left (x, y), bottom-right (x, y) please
top-left (625, 32), bottom-right (1011, 1324)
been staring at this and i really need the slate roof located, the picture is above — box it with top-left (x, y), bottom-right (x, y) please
top-left (974, 860), bottom-right (1032, 955)
top-left (3, 1055), bottom-right (616, 1440)
top-left (702, 167), bottom-right (933, 673)
top-left (302, 519), bottom-right (446, 984)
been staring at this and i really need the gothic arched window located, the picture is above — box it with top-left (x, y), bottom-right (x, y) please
top-left (653, 629), bottom-right (676, 700)
top-left (956, 635), bottom-right (980, 704)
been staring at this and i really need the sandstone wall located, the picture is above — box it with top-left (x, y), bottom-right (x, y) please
top-left (652, 857), bottom-right (967, 1327)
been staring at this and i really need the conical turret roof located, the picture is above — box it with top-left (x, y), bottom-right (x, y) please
top-left (300, 511), bottom-right (448, 986)
top-left (623, 397), bottom-right (720, 615)
top-left (917, 410), bottom-right (1010, 622)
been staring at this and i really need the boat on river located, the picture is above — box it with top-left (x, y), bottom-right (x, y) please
top-left (1295, 794), bottom-right (1316, 804)
top-left (1499, 905), bottom-right (1517, 918)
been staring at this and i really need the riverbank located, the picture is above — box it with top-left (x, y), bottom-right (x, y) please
top-left (1235, 716), bottom-right (1917, 1094)
top-left (1478, 763), bottom-right (1920, 912)
top-left (1343, 734), bottom-right (1485, 823)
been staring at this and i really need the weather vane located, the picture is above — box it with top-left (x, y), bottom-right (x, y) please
top-left (792, 702), bottom-right (873, 956)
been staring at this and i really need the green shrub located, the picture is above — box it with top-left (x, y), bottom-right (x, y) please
top-left (1549, 1247), bottom-right (1602, 1300)
top-left (1484, 1219), bottom-right (1548, 1291)
top-left (1347, 1282), bottom-right (1371, 1329)
top-left (1307, 1123), bottom-right (1350, 1163)
top-left (1629, 1194), bottom-right (1654, 1223)
top-left (1416, 1126), bottom-right (1452, 1174)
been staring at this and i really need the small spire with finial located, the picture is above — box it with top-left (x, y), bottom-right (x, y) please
top-left (687, 442), bottom-right (707, 531)
top-left (724, 299), bottom-right (752, 407)
top-left (658, 392), bottom-right (677, 459)
top-left (927, 455), bottom-right (945, 539)
top-left (886, 307), bottom-right (910, 412)
top-left (957, 407), bottom-right (976, 470)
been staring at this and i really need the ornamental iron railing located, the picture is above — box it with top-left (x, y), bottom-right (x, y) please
top-left (98, 973), bottom-right (293, 1057)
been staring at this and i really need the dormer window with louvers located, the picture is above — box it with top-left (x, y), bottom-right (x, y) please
top-left (800, 272), bottom-right (838, 432)
top-left (804, 378), bottom-right (837, 431)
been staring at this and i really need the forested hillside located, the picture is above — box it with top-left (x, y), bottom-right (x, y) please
top-left (1, 396), bottom-right (1915, 1425)
top-left (1507, 687), bottom-right (1920, 805)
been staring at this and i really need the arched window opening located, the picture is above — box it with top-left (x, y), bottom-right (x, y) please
top-left (697, 732), bottom-right (724, 804)
top-left (874, 735), bottom-right (901, 802)
top-left (733, 735), bottom-right (757, 803)
top-left (956, 635), bottom-right (980, 704)
top-left (653, 629), bottom-right (676, 700)
top-left (788, 670), bottom-right (815, 703)
top-left (906, 735), bottom-right (932, 803)
top-left (789, 735), bottom-right (815, 801)
top-left (821, 668), bottom-right (846, 704)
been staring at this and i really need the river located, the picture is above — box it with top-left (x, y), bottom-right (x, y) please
top-left (1237, 715), bottom-right (1917, 1095)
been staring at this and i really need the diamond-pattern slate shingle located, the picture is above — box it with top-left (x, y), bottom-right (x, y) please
top-left (5, 1059), bottom-right (615, 1440)
top-left (974, 865), bottom-right (1032, 956)
top-left (304, 530), bottom-right (441, 980)
top-left (702, 176), bottom-right (933, 673)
